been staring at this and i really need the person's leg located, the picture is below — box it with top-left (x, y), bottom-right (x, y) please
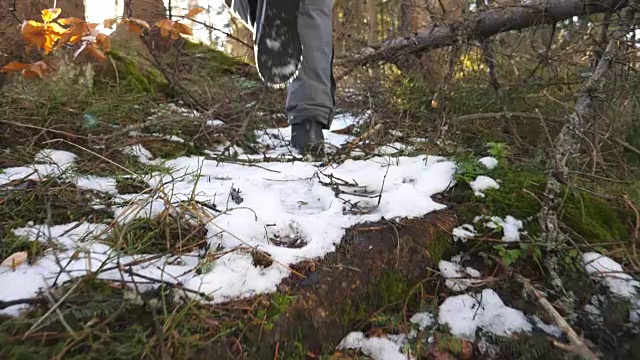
top-left (286, 0), bottom-right (336, 154)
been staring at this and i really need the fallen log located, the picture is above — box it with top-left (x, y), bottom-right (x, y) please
top-left (349, 0), bottom-right (628, 66)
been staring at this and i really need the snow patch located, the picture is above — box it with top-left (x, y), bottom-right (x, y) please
top-left (452, 224), bottom-right (476, 243)
top-left (470, 175), bottom-right (500, 197)
top-left (583, 252), bottom-right (640, 322)
top-left (337, 332), bottom-right (413, 360)
top-left (485, 216), bottom-right (523, 242)
top-left (439, 258), bottom-right (481, 292)
top-left (410, 312), bottom-right (435, 331)
top-left (438, 289), bottom-right (532, 341)
top-left (479, 156), bottom-right (499, 170)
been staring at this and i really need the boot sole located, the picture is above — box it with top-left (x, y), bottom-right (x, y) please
top-left (254, 0), bottom-right (302, 88)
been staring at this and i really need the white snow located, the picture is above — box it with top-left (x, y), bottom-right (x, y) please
top-left (452, 224), bottom-right (476, 242)
top-left (531, 315), bottom-right (563, 338)
top-left (438, 288), bottom-right (533, 341)
top-left (410, 312), bottom-right (435, 331)
top-left (485, 216), bottom-right (524, 242)
top-left (0, 115), bottom-right (459, 316)
top-left (470, 175), bottom-right (500, 197)
top-left (439, 258), bottom-right (481, 292)
top-left (583, 252), bottom-right (640, 322)
top-left (206, 119), bottom-right (225, 127)
top-left (122, 144), bottom-right (154, 164)
top-left (337, 332), bottom-right (413, 360)
top-left (76, 175), bottom-right (118, 194)
top-left (479, 157), bottom-right (499, 170)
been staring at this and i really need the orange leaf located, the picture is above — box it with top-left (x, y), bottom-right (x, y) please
top-left (21, 20), bottom-right (47, 51)
top-left (155, 18), bottom-right (174, 31)
top-left (95, 33), bottom-right (111, 52)
top-left (84, 45), bottom-right (106, 62)
top-left (123, 18), bottom-right (150, 35)
top-left (171, 28), bottom-right (181, 40)
top-left (173, 22), bottom-right (192, 36)
top-left (23, 61), bottom-right (48, 79)
top-left (103, 17), bottom-right (117, 29)
top-left (186, 6), bottom-right (206, 19)
top-left (41, 8), bottom-right (62, 23)
top-left (159, 26), bottom-right (170, 38)
top-left (58, 17), bottom-right (84, 26)
top-left (0, 61), bottom-right (32, 73)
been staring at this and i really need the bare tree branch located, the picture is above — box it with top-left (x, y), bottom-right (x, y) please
top-left (346, 0), bottom-right (628, 67)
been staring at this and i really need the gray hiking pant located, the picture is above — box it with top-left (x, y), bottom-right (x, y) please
top-left (227, 0), bottom-right (336, 128)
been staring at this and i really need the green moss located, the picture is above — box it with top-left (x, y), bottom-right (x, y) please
top-left (257, 293), bottom-right (297, 331)
top-left (482, 161), bottom-right (547, 221)
top-left (561, 190), bottom-right (629, 243)
top-left (182, 41), bottom-right (252, 78)
top-left (105, 50), bottom-right (168, 94)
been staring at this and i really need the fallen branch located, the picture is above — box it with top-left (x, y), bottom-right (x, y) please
top-left (538, 1), bottom-right (638, 243)
top-left (345, 0), bottom-right (628, 67)
top-left (515, 274), bottom-right (600, 360)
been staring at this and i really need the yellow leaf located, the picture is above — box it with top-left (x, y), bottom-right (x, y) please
top-left (58, 17), bottom-right (84, 26)
top-left (1, 251), bottom-right (28, 269)
top-left (103, 17), bottom-right (117, 29)
top-left (186, 6), bottom-right (206, 19)
top-left (44, 22), bottom-right (67, 54)
top-left (173, 22), bottom-right (192, 36)
top-left (431, 99), bottom-right (438, 109)
top-left (41, 8), bottom-right (62, 23)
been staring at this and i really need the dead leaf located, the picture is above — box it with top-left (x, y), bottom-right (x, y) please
top-left (58, 17), bottom-right (84, 26)
top-left (22, 61), bottom-right (48, 79)
top-left (21, 20), bottom-right (47, 51)
top-left (330, 124), bottom-right (355, 135)
top-left (1, 61), bottom-right (48, 79)
top-left (1, 251), bottom-right (28, 269)
top-left (460, 340), bottom-right (474, 360)
top-left (186, 6), bottom-right (206, 19)
top-left (103, 17), bottom-right (117, 29)
top-left (123, 18), bottom-right (150, 35)
top-left (173, 22), bottom-right (192, 36)
top-left (95, 33), bottom-right (111, 51)
top-left (41, 8), bottom-right (62, 23)
top-left (0, 61), bottom-right (32, 73)
top-left (84, 45), bottom-right (106, 61)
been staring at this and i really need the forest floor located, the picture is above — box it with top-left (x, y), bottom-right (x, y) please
top-left (1, 37), bottom-right (640, 360)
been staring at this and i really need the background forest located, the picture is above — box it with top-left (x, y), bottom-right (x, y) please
top-left (1, 0), bottom-right (640, 359)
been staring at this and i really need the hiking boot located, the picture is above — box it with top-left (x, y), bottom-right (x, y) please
top-left (291, 118), bottom-right (325, 156)
top-left (253, 0), bottom-right (303, 87)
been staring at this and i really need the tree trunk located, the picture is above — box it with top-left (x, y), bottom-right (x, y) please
top-left (124, 0), bottom-right (167, 24)
top-left (367, 0), bottom-right (377, 46)
top-left (0, 0), bottom-right (85, 65)
top-left (397, 0), bottom-right (460, 85)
